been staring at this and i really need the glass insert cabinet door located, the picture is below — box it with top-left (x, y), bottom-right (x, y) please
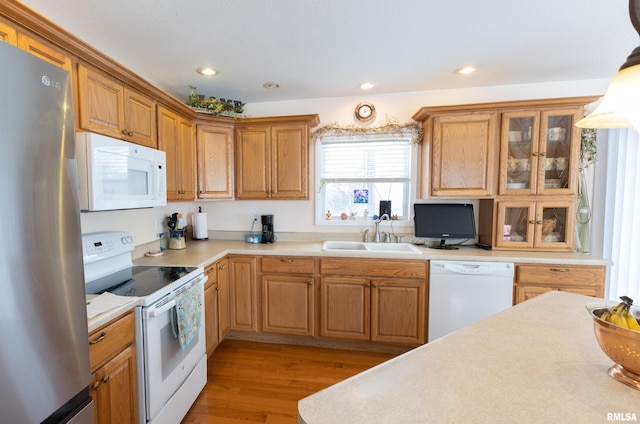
top-left (495, 200), bottom-right (575, 250)
top-left (501, 112), bottom-right (538, 194)
top-left (537, 110), bottom-right (579, 195)
top-left (500, 109), bottom-right (580, 195)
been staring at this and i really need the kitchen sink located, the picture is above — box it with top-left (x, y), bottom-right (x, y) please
top-left (321, 241), bottom-right (422, 254)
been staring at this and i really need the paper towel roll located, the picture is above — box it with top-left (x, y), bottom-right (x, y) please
top-left (192, 212), bottom-right (208, 240)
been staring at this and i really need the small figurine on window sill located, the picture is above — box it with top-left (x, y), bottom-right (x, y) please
top-left (325, 210), bottom-right (332, 220)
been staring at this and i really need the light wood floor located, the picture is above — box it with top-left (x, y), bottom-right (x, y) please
top-left (181, 339), bottom-right (400, 424)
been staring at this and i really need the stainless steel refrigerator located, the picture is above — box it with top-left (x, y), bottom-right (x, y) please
top-left (0, 42), bottom-right (93, 422)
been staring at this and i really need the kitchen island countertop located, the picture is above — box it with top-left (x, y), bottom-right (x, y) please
top-left (297, 291), bottom-right (638, 423)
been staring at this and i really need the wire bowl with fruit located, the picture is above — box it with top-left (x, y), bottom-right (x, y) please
top-left (587, 296), bottom-right (640, 391)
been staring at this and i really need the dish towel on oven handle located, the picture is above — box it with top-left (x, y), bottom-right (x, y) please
top-left (174, 281), bottom-right (203, 351)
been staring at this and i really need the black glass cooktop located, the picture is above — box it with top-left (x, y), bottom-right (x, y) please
top-left (86, 265), bottom-right (198, 297)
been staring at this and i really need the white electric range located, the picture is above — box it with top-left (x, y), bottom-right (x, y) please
top-left (82, 231), bottom-right (207, 424)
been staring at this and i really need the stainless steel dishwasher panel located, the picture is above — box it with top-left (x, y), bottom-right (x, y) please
top-left (428, 261), bottom-right (514, 342)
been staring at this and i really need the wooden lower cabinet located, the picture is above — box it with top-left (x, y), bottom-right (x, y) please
top-left (203, 261), bottom-right (220, 356)
top-left (371, 278), bottom-right (426, 344)
top-left (229, 256), bottom-right (258, 332)
top-left (89, 312), bottom-right (137, 424)
top-left (260, 256), bottom-right (316, 336)
top-left (320, 276), bottom-right (370, 340)
top-left (217, 258), bottom-right (231, 340)
top-left (204, 258), bottom-right (231, 356)
top-left (319, 259), bottom-right (427, 345)
top-left (513, 263), bottom-right (605, 304)
top-left (262, 274), bottom-right (314, 336)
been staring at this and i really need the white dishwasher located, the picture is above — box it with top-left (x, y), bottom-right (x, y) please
top-left (428, 260), bottom-right (514, 342)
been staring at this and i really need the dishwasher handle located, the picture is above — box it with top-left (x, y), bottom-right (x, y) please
top-left (432, 261), bottom-right (513, 276)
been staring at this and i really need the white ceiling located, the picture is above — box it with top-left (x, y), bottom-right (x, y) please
top-left (19, 0), bottom-right (640, 105)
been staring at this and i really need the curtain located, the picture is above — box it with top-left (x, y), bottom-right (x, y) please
top-left (602, 128), bottom-right (640, 302)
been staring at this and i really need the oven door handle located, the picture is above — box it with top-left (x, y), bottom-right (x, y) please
top-left (146, 299), bottom-right (176, 319)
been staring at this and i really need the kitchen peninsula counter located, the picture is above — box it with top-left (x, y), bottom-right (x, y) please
top-left (132, 239), bottom-right (610, 267)
top-left (298, 291), bottom-right (638, 423)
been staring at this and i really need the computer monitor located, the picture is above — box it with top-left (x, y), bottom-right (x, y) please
top-left (413, 203), bottom-right (477, 249)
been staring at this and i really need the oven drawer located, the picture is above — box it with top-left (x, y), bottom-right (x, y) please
top-left (89, 311), bottom-right (135, 372)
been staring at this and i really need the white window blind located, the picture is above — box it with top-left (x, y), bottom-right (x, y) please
top-left (602, 128), bottom-right (640, 302)
top-left (319, 138), bottom-right (411, 182)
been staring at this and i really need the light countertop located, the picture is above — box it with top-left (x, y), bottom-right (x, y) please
top-left (132, 239), bottom-right (611, 268)
top-left (297, 291), bottom-right (638, 423)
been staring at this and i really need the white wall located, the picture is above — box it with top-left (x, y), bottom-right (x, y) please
top-left (80, 78), bottom-right (610, 245)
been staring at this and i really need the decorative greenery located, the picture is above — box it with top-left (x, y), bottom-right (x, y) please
top-left (186, 86), bottom-right (245, 117)
top-left (580, 127), bottom-right (597, 168)
top-left (312, 119), bottom-right (423, 144)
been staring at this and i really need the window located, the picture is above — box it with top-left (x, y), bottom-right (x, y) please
top-left (316, 135), bottom-right (413, 224)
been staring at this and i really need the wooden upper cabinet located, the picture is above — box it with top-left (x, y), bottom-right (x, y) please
top-left (158, 106), bottom-right (195, 201)
top-left (416, 110), bottom-right (498, 198)
top-left (1, 21), bottom-right (70, 71)
top-left (0, 20), bottom-right (17, 45)
top-left (234, 115), bottom-right (319, 200)
top-left (17, 32), bottom-right (71, 71)
top-left (197, 121), bottom-right (234, 199)
top-left (78, 64), bottom-right (157, 148)
top-left (235, 125), bottom-right (271, 199)
top-left (123, 87), bottom-right (157, 147)
top-left (499, 107), bottom-right (584, 196)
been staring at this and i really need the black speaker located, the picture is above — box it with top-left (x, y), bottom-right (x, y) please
top-left (379, 200), bottom-right (391, 218)
top-left (261, 214), bottom-right (275, 243)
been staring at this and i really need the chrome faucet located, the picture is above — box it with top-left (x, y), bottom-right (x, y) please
top-left (374, 214), bottom-right (390, 243)
top-left (363, 229), bottom-right (370, 242)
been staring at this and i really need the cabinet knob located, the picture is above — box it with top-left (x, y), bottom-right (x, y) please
top-left (92, 381), bottom-right (100, 391)
top-left (102, 375), bottom-right (110, 384)
top-left (433, 188), bottom-right (439, 192)
top-left (549, 267), bottom-right (570, 272)
top-left (539, 152), bottom-right (546, 157)
top-left (536, 220), bottom-right (544, 225)
top-left (532, 152), bottom-right (539, 157)
top-left (218, 265), bottom-right (226, 270)
top-left (280, 259), bottom-right (294, 263)
top-left (529, 220), bottom-right (536, 225)
top-left (308, 281), bottom-right (313, 286)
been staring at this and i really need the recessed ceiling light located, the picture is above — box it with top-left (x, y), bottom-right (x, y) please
top-left (196, 67), bottom-right (217, 76)
top-left (263, 82), bottom-right (280, 89)
top-left (360, 82), bottom-right (374, 90)
top-left (455, 66), bottom-right (476, 75)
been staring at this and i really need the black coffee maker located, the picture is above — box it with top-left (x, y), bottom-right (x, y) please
top-left (261, 214), bottom-right (275, 243)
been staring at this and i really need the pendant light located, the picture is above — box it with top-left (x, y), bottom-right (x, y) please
top-left (576, 0), bottom-right (640, 131)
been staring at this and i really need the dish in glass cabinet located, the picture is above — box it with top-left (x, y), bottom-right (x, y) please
top-left (545, 179), bottom-right (562, 188)
top-left (507, 182), bottom-right (527, 189)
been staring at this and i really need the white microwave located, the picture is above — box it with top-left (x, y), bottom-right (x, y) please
top-left (76, 132), bottom-right (167, 211)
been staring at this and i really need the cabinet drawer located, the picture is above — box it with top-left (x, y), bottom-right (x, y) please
top-left (89, 312), bottom-right (135, 372)
top-left (515, 264), bottom-right (605, 286)
top-left (261, 257), bottom-right (314, 274)
top-left (204, 261), bottom-right (218, 289)
top-left (320, 258), bottom-right (426, 279)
